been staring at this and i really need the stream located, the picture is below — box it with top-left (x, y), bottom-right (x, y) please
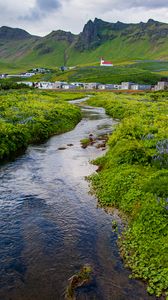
top-left (0, 98), bottom-right (158, 300)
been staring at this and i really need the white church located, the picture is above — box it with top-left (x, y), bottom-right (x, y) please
top-left (100, 57), bottom-right (113, 67)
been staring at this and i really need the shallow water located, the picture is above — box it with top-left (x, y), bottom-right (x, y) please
top-left (0, 98), bottom-right (158, 300)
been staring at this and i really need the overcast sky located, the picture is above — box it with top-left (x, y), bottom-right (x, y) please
top-left (0, 0), bottom-right (168, 36)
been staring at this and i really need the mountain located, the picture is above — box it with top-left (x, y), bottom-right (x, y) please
top-left (0, 26), bottom-right (33, 40)
top-left (0, 18), bottom-right (168, 71)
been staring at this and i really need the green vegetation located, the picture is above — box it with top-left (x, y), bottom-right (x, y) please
top-left (67, 65), bottom-right (166, 84)
top-left (87, 91), bottom-right (168, 298)
top-left (0, 90), bottom-right (82, 161)
top-left (0, 79), bottom-right (31, 90)
top-left (1, 22), bottom-right (168, 71)
top-left (1, 19), bottom-right (168, 75)
top-left (24, 61), bottom-right (168, 85)
top-left (80, 138), bottom-right (91, 148)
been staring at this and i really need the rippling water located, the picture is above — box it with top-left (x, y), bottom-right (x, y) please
top-left (0, 99), bottom-right (158, 300)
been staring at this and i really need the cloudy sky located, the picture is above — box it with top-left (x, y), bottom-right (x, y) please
top-left (0, 0), bottom-right (168, 36)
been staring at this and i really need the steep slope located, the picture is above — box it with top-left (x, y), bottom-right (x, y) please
top-left (0, 18), bottom-right (168, 71)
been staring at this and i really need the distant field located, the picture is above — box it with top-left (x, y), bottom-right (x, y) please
top-left (1, 60), bottom-right (168, 84)
top-left (23, 61), bottom-right (168, 85)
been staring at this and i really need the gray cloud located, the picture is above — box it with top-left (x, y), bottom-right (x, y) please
top-left (36, 0), bottom-right (61, 11)
top-left (0, 0), bottom-right (168, 36)
top-left (22, 0), bottom-right (61, 21)
top-left (117, 0), bottom-right (168, 9)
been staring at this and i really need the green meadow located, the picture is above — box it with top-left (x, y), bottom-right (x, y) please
top-left (23, 60), bottom-right (168, 85)
top-left (87, 91), bottom-right (168, 298)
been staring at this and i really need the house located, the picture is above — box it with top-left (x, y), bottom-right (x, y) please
top-left (53, 81), bottom-right (63, 89)
top-left (100, 57), bottom-right (113, 67)
top-left (7, 74), bottom-right (22, 78)
top-left (84, 83), bottom-right (99, 89)
top-left (22, 72), bottom-right (36, 78)
top-left (131, 84), bottom-right (151, 91)
top-left (17, 81), bottom-right (33, 87)
top-left (60, 66), bottom-right (68, 72)
top-left (154, 81), bottom-right (168, 91)
top-left (121, 82), bottom-right (134, 90)
top-left (71, 82), bottom-right (84, 88)
top-left (38, 82), bottom-right (54, 89)
top-left (62, 84), bottom-right (76, 90)
top-left (32, 68), bottom-right (50, 74)
top-left (0, 74), bottom-right (8, 79)
top-left (106, 84), bottom-right (117, 90)
top-left (97, 84), bottom-right (106, 90)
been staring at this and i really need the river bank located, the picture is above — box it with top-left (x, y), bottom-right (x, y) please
top-left (87, 91), bottom-right (168, 298)
top-left (0, 90), bottom-right (82, 162)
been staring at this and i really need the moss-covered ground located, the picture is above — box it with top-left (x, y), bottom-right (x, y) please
top-left (87, 91), bottom-right (168, 298)
top-left (0, 90), bottom-right (82, 161)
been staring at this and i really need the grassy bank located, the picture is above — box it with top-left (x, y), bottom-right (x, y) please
top-left (0, 90), bottom-right (82, 161)
top-left (87, 92), bottom-right (168, 298)
top-left (26, 62), bottom-right (168, 85)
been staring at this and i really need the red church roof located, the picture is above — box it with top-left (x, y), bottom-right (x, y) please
top-left (102, 61), bottom-right (112, 64)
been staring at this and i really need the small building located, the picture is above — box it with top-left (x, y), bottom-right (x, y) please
top-left (53, 81), bottom-right (63, 89)
top-left (131, 84), bottom-right (151, 91)
top-left (112, 84), bottom-right (122, 90)
top-left (97, 84), bottom-right (106, 90)
top-left (84, 83), bottom-right (99, 89)
top-left (32, 68), bottom-right (50, 73)
top-left (71, 82), bottom-right (84, 88)
top-left (38, 82), bottom-right (54, 89)
top-left (106, 84), bottom-right (117, 90)
top-left (0, 74), bottom-right (8, 78)
top-left (121, 82), bottom-right (134, 90)
top-left (100, 57), bottom-right (113, 67)
top-left (60, 66), bottom-right (68, 72)
top-left (17, 81), bottom-right (33, 87)
top-left (62, 84), bottom-right (76, 90)
top-left (20, 72), bottom-right (36, 78)
top-left (154, 81), bottom-right (168, 91)
top-left (7, 74), bottom-right (22, 78)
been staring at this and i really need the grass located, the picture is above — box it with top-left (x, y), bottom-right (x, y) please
top-left (87, 91), bottom-right (168, 298)
top-left (22, 61), bottom-right (168, 85)
top-left (0, 89), bottom-right (82, 161)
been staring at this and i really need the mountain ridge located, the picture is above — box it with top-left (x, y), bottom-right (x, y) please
top-left (0, 18), bottom-right (168, 70)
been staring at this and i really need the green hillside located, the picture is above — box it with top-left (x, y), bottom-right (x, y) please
top-left (24, 61), bottom-right (168, 85)
top-left (0, 18), bottom-right (168, 74)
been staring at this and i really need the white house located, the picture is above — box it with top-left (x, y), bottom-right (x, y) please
top-left (53, 81), bottom-right (63, 89)
top-left (84, 83), bottom-right (99, 89)
top-left (97, 84), bottom-right (106, 90)
top-left (20, 73), bottom-right (36, 78)
top-left (121, 82), bottom-right (134, 90)
top-left (0, 74), bottom-right (8, 78)
top-left (38, 82), bottom-right (54, 89)
top-left (17, 81), bottom-right (33, 87)
top-left (154, 81), bottom-right (168, 91)
top-left (100, 57), bottom-right (113, 67)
